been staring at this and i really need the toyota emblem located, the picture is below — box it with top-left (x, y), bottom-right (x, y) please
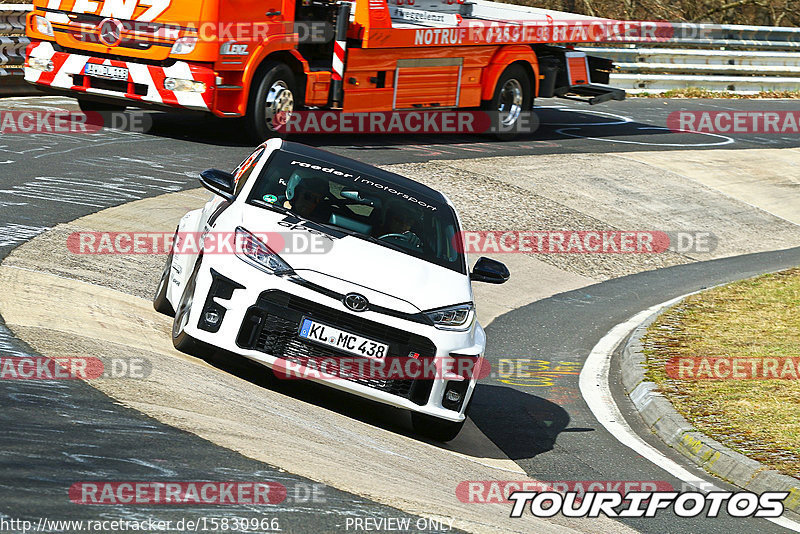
top-left (98, 18), bottom-right (124, 47)
top-left (343, 293), bottom-right (368, 312)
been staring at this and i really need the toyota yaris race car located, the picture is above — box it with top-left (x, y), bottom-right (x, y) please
top-left (153, 139), bottom-right (509, 441)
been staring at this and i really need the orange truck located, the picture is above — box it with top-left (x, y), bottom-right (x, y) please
top-left (24, 0), bottom-right (628, 139)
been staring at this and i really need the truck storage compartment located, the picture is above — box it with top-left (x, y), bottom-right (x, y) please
top-left (392, 58), bottom-right (463, 109)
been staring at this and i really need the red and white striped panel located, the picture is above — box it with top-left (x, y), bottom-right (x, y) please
top-left (24, 41), bottom-right (215, 112)
top-left (331, 40), bottom-right (346, 82)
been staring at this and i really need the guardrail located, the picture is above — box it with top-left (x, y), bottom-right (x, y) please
top-left (579, 22), bottom-right (800, 94)
top-left (0, 2), bottom-right (33, 95)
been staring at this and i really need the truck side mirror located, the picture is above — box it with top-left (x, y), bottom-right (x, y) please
top-left (200, 169), bottom-right (236, 201)
top-left (470, 257), bottom-right (510, 284)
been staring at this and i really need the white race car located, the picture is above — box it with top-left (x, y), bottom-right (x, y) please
top-left (154, 139), bottom-right (509, 441)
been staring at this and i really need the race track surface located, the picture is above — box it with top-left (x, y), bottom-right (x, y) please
top-left (0, 96), bottom-right (799, 533)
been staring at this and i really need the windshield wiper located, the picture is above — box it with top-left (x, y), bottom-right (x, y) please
top-left (251, 198), bottom-right (291, 215)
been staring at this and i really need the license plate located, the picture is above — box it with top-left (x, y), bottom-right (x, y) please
top-left (299, 318), bottom-right (388, 359)
top-left (84, 63), bottom-right (129, 80)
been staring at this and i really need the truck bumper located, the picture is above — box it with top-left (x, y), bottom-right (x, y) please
top-left (24, 41), bottom-right (216, 112)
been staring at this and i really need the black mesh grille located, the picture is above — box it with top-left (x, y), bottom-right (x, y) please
top-left (72, 74), bottom-right (148, 96)
top-left (237, 290), bottom-right (436, 405)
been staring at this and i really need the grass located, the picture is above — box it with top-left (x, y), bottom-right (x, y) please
top-left (632, 88), bottom-right (800, 99)
top-left (643, 267), bottom-right (800, 479)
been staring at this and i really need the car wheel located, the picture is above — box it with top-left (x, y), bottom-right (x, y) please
top-left (171, 257), bottom-right (208, 354)
top-left (153, 249), bottom-right (175, 317)
top-left (481, 64), bottom-right (533, 141)
top-left (411, 412), bottom-right (466, 442)
top-left (245, 62), bottom-right (297, 142)
top-left (78, 98), bottom-right (127, 113)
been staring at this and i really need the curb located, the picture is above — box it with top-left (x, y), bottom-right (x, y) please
top-left (621, 302), bottom-right (800, 514)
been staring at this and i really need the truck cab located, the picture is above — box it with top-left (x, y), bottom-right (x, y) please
top-left (26, 0), bottom-right (624, 139)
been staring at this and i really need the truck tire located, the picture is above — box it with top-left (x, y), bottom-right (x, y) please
top-left (482, 64), bottom-right (533, 141)
top-left (411, 412), bottom-right (465, 442)
top-left (246, 62), bottom-right (297, 142)
top-left (78, 98), bottom-right (126, 113)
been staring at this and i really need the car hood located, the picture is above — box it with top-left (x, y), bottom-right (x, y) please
top-left (239, 206), bottom-right (472, 312)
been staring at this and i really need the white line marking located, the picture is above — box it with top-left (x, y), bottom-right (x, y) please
top-left (579, 295), bottom-right (800, 532)
top-left (535, 106), bottom-right (635, 126)
top-left (558, 126), bottom-right (735, 147)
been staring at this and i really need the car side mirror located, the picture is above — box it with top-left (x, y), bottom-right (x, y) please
top-left (200, 169), bottom-right (236, 201)
top-left (470, 257), bottom-right (510, 284)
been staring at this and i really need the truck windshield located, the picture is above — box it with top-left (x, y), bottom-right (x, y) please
top-left (246, 150), bottom-right (466, 275)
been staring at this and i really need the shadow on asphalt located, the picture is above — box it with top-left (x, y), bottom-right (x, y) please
top-left (188, 346), bottom-right (551, 458)
top-left (189, 342), bottom-right (582, 462)
top-left (123, 106), bottom-right (685, 153)
top-left (468, 384), bottom-right (576, 460)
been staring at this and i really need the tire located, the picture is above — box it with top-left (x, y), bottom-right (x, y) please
top-left (481, 63), bottom-right (533, 141)
top-left (245, 62), bottom-right (297, 143)
top-left (153, 249), bottom-right (175, 317)
top-left (411, 412), bottom-right (466, 442)
top-left (77, 98), bottom-right (127, 113)
top-left (171, 257), bottom-right (209, 355)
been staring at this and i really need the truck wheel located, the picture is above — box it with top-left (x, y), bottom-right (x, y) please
top-left (482, 64), bottom-right (532, 141)
top-left (153, 249), bottom-right (175, 317)
top-left (172, 257), bottom-right (209, 355)
top-left (411, 412), bottom-right (465, 442)
top-left (77, 98), bottom-right (126, 113)
top-left (246, 63), bottom-right (297, 142)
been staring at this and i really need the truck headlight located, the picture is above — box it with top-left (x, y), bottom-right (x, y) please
top-left (235, 227), bottom-right (293, 275)
top-left (424, 304), bottom-right (474, 330)
top-left (170, 36), bottom-right (197, 55)
top-left (32, 15), bottom-right (54, 37)
top-left (164, 77), bottom-right (206, 93)
top-left (28, 57), bottom-right (54, 72)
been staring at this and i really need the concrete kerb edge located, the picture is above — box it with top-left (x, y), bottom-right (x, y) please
top-left (620, 298), bottom-right (800, 514)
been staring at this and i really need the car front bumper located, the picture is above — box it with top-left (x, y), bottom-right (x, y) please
top-left (181, 255), bottom-right (486, 422)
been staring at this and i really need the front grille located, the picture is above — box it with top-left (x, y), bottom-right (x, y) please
top-left (56, 43), bottom-right (178, 68)
top-left (237, 290), bottom-right (436, 405)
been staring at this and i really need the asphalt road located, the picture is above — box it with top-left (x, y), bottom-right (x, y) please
top-left (479, 246), bottom-right (800, 534)
top-left (0, 95), bottom-right (799, 532)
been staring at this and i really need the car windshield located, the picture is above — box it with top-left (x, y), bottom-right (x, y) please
top-left (246, 150), bottom-right (466, 274)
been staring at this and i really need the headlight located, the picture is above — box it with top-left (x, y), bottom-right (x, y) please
top-left (235, 227), bottom-right (292, 275)
top-left (424, 303), bottom-right (475, 330)
top-left (170, 36), bottom-right (197, 55)
top-left (28, 57), bottom-right (54, 72)
top-left (33, 15), bottom-right (54, 37)
top-left (164, 77), bottom-right (206, 93)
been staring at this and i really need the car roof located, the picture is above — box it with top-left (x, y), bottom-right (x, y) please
top-left (279, 141), bottom-right (449, 206)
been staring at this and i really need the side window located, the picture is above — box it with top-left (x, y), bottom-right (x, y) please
top-left (233, 148), bottom-right (265, 196)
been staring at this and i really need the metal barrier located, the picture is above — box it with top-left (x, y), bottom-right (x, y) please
top-left (0, 2), bottom-right (32, 95)
top-left (579, 23), bottom-right (800, 94)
